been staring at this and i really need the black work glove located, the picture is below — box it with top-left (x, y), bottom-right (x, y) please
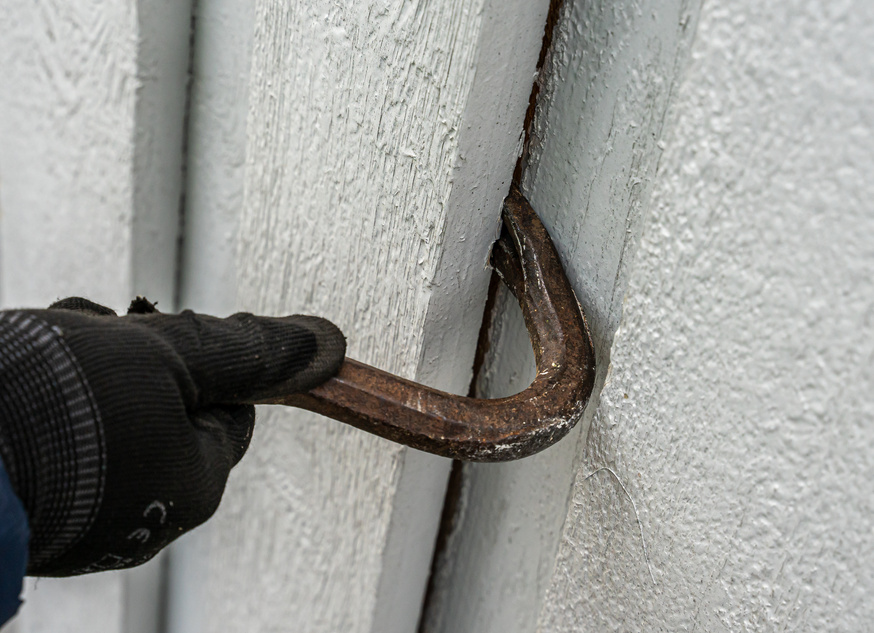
top-left (0, 297), bottom-right (345, 577)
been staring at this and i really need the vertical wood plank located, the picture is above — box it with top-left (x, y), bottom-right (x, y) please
top-left (538, 1), bottom-right (874, 630)
top-left (131, 0), bottom-right (194, 308)
top-left (421, 1), bottom-right (702, 631)
top-left (169, 1), bottom-right (548, 631)
top-left (0, 2), bottom-right (138, 628)
top-left (0, 1), bottom-right (192, 631)
top-left (164, 1), bottom-right (255, 629)
top-left (174, 0), bottom-right (255, 318)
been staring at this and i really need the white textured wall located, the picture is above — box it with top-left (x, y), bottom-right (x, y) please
top-left (0, 2), bottom-right (191, 632)
top-left (175, 0), bottom-right (254, 317)
top-left (539, 0), bottom-right (874, 630)
top-left (422, 1), bottom-right (701, 630)
top-left (0, 2), bottom-right (139, 310)
top-left (164, 3), bottom-right (254, 628)
top-left (5, 0), bottom-right (871, 631)
top-left (169, 1), bottom-right (549, 632)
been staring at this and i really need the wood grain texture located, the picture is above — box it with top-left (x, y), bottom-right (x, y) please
top-left (421, 1), bottom-right (702, 631)
top-left (0, 1), bottom-right (191, 631)
top-left (0, 1), bottom-right (140, 310)
top-left (171, 1), bottom-right (548, 631)
top-left (539, 0), bottom-right (874, 630)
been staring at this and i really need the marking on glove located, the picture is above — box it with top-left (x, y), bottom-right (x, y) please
top-left (144, 500), bottom-right (168, 525)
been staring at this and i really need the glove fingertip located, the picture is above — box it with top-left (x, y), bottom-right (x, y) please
top-left (144, 311), bottom-right (346, 404)
top-left (286, 315), bottom-right (347, 392)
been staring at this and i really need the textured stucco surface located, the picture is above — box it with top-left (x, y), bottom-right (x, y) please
top-left (539, 1), bottom-right (874, 630)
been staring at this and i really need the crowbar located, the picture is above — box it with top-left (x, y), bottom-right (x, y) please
top-left (254, 188), bottom-right (595, 462)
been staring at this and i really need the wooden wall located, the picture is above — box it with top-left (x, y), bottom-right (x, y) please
top-left (6, 1), bottom-right (872, 632)
top-left (426, 0), bottom-right (874, 631)
top-left (1, 1), bottom-right (547, 631)
top-left (1, 2), bottom-right (190, 632)
top-left (421, 1), bottom-right (702, 630)
top-left (168, 1), bottom-right (549, 632)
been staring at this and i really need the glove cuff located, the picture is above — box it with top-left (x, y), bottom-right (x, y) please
top-left (0, 312), bottom-right (106, 572)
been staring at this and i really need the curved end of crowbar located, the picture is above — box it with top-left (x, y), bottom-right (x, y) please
top-left (257, 188), bottom-right (596, 462)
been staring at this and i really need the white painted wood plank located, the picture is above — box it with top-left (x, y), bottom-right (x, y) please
top-left (538, 1), bottom-right (874, 630)
top-left (168, 1), bottom-right (548, 632)
top-left (0, 2), bottom-right (140, 310)
top-left (164, 2), bottom-right (254, 630)
top-left (131, 0), bottom-right (195, 308)
top-left (0, 1), bottom-right (192, 631)
top-left (420, 1), bottom-right (702, 631)
top-left (174, 0), bottom-right (255, 318)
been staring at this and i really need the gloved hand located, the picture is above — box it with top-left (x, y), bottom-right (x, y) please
top-left (0, 297), bottom-right (345, 577)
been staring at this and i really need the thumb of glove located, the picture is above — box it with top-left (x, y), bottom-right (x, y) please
top-left (130, 310), bottom-right (346, 406)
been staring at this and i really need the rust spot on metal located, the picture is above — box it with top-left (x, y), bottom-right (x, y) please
top-left (253, 188), bottom-right (595, 462)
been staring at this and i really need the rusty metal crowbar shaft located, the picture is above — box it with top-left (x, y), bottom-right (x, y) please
top-left (255, 188), bottom-right (595, 462)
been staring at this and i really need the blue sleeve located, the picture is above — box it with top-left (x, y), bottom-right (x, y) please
top-left (0, 454), bottom-right (28, 628)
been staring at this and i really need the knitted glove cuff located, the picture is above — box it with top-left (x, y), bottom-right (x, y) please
top-left (0, 312), bottom-right (106, 570)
